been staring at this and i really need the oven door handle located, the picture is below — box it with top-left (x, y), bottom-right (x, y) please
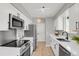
top-left (20, 46), bottom-right (30, 56)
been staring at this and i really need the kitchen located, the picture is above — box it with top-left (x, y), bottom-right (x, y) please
top-left (0, 3), bottom-right (79, 56)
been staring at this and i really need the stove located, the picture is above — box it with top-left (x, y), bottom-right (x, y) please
top-left (0, 40), bottom-right (30, 56)
top-left (1, 40), bottom-right (29, 47)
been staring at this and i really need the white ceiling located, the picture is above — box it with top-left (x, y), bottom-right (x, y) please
top-left (21, 3), bottom-right (65, 18)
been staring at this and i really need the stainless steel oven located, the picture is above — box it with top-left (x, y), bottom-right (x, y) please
top-left (20, 41), bottom-right (30, 56)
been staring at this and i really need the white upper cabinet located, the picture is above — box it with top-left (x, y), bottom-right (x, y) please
top-left (0, 3), bottom-right (32, 31)
top-left (55, 9), bottom-right (69, 32)
top-left (0, 4), bottom-right (18, 31)
top-left (56, 15), bottom-right (64, 30)
top-left (23, 17), bottom-right (32, 30)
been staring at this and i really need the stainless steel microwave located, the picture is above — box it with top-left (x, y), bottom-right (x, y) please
top-left (9, 13), bottom-right (24, 29)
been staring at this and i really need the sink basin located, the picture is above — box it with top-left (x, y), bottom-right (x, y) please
top-left (56, 38), bottom-right (70, 42)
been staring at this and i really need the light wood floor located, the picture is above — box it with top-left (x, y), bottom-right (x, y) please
top-left (32, 42), bottom-right (54, 56)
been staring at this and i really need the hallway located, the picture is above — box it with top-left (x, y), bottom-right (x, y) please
top-left (32, 42), bottom-right (54, 56)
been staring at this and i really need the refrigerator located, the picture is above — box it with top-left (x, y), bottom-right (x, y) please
top-left (24, 24), bottom-right (37, 51)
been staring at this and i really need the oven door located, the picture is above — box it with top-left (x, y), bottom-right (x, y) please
top-left (21, 46), bottom-right (30, 56)
top-left (20, 43), bottom-right (30, 56)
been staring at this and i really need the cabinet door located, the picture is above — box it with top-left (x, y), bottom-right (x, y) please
top-left (0, 4), bottom-right (9, 30)
top-left (50, 36), bottom-right (59, 56)
top-left (55, 9), bottom-right (70, 32)
top-left (0, 4), bottom-right (19, 31)
top-left (56, 15), bottom-right (64, 30)
top-left (23, 18), bottom-right (32, 30)
top-left (55, 42), bottom-right (59, 56)
top-left (53, 40), bottom-right (59, 56)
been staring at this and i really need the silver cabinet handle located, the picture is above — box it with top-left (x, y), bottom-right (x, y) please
top-left (54, 43), bottom-right (57, 49)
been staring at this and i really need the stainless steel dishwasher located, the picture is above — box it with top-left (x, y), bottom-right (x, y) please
top-left (59, 44), bottom-right (71, 56)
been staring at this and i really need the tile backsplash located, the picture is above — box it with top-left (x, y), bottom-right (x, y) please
top-left (16, 29), bottom-right (24, 40)
top-left (0, 30), bottom-right (16, 45)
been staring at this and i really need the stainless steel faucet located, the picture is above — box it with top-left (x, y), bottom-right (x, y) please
top-left (62, 31), bottom-right (68, 40)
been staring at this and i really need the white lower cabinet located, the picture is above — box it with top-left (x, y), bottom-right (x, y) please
top-left (51, 39), bottom-right (59, 56)
top-left (50, 35), bottom-right (59, 56)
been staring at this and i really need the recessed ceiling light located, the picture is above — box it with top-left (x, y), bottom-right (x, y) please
top-left (37, 18), bottom-right (41, 23)
top-left (36, 16), bottom-right (44, 23)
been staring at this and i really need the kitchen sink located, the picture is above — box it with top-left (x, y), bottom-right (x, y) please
top-left (56, 38), bottom-right (70, 42)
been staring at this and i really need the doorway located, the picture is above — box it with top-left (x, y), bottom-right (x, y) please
top-left (36, 18), bottom-right (46, 42)
top-left (36, 23), bottom-right (45, 42)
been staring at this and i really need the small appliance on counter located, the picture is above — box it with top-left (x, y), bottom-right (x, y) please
top-left (54, 30), bottom-right (64, 36)
top-left (55, 31), bottom-right (59, 36)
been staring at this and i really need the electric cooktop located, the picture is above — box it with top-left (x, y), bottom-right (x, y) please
top-left (0, 40), bottom-right (29, 47)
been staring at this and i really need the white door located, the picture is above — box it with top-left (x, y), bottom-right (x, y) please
top-left (37, 23), bottom-right (45, 42)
